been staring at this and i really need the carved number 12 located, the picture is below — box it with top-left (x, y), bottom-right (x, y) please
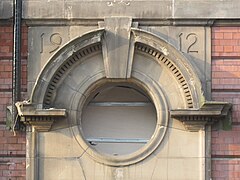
top-left (179, 33), bottom-right (198, 53)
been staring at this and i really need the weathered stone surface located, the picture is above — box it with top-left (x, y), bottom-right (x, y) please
top-left (102, 17), bottom-right (133, 78)
top-left (27, 27), bottom-right (70, 95)
top-left (38, 158), bottom-right (85, 180)
top-left (23, 20), bottom-right (231, 180)
top-left (38, 128), bottom-right (85, 158)
top-left (15, 102), bottom-right (66, 131)
top-left (167, 158), bottom-right (203, 179)
top-left (23, 0), bottom-right (172, 19)
top-left (153, 117), bottom-right (204, 158)
top-left (140, 26), bottom-right (211, 99)
top-left (1, 0), bottom-right (239, 20)
top-left (0, 0), bottom-right (13, 19)
top-left (23, 0), bottom-right (65, 19)
top-left (27, 26), bottom-right (97, 95)
top-left (69, 26), bottom-right (98, 39)
top-left (171, 102), bottom-right (232, 131)
top-left (174, 0), bottom-right (240, 19)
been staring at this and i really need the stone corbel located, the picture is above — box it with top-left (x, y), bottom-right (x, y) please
top-left (170, 102), bottom-right (232, 132)
top-left (15, 102), bottom-right (66, 132)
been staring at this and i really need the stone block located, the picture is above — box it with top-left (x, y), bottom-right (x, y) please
top-left (38, 128), bottom-right (84, 158)
top-left (23, 0), bottom-right (65, 19)
top-left (167, 127), bottom-right (203, 158)
top-left (0, 1), bottom-right (12, 19)
top-left (69, 26), bottom-right (97, 40)
top-left (28, 27), bottom-right (70, 90)
top-left (167, 158), bottom-right (204, 180)
top-left (174, 0), bottom-right (240, 19)
top-left (102, 17), bottom-right (133, 78)
top-left (21, 0), bottom-right (240, 20)
top-left (38, 158), bottom-right (85, 180)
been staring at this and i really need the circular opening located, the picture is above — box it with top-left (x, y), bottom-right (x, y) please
top-left (81, 83), bottom-right (157, 156)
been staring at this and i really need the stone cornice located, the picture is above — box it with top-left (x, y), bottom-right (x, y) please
top-left (2, 18), bottom-right (240, 27)
top-left (20, 19), bottom-right (240, 27)
top-left (171, 102), bottom-right (232, 132)
top-left (2, 1), bottom-right (240, 20)
top-left (16, 103), bottom-right (66, 132)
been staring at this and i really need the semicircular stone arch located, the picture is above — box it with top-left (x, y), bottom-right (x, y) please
top-left (43, 42), bottom-right (103, 108)
top-left (30, 28), bottom-right (203, 111)
top-left (30, 29), bottom-right (105, 107)
top-left (42, 42), bottom-right (196, 110)
top-left (134, 42), bottom-right (194, 108)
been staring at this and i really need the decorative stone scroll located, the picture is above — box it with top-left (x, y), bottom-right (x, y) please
top-left (171, 102), bottom-right (232, 131)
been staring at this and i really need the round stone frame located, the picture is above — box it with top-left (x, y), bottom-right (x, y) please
top-left (70, 76), bottom-right (168, 166)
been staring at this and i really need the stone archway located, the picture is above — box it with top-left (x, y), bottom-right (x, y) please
top-left (17, 17), bottom-right (231, 180)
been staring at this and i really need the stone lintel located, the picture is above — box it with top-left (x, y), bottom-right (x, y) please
top-left (3, 1), bottom-right (240, 21)
top-left (101, 17), bottom-right (133, 78)
top-left (171, 102), bottom-right (232, 132)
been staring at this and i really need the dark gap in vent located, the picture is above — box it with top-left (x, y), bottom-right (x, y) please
top-left (78, 52), bottom-right (83, 57)
top-left (67, 61), bottom-right (72, 66)
top-left (86, 48), bottom-right (90, 54)
top-left (52, 79), bottom-right (58, 84)
top-left (178, 76), bottom-right (183, 80)
top-left (176, 73), bottom-right (181, 78)
top-left (74, 54), bottom-right (79, 59)
top-left (81, 50), bottom-right (85, 56)
top-left (63, 64), bottom-right (69, 69)
top-left (58, 69), bottom-right (64, 75)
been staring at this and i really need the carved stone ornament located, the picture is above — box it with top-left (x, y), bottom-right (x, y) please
top-left (16, 17), bottom-right (232, 135)
top-left (171, 102), bottom-right (232, 131)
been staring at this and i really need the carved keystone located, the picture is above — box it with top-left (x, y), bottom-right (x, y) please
top-left (101, 17), bottom-right (134, 78)
top-left (171, 102), bottom-right (232, 132)
top-left (15, 102), bottom-right (66, 132)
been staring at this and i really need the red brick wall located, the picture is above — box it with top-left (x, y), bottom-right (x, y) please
top-left (212, 27), bottom-right (240, 179)
top-left (0, 24), bottom-right (27, 180)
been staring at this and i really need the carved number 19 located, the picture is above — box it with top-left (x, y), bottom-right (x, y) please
top-left (40, 33), bottom-right (62, 54)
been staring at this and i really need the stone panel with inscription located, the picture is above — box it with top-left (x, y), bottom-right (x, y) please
top-left (27, 26), bottom-right (97, 94)
top-left (140, 26), bottom-right (211, 99)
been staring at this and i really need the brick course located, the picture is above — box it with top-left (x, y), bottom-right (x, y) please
top-left (0, 25), bottom-right (27, 179)
top-left (0, 25), bottom-right (27, 60)
top-left (212, 27), bottom-right (240, 57)
top-left (211, 26), bottom-right (240, 179)
top-left (212, 160), bottom-right (240, 180)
